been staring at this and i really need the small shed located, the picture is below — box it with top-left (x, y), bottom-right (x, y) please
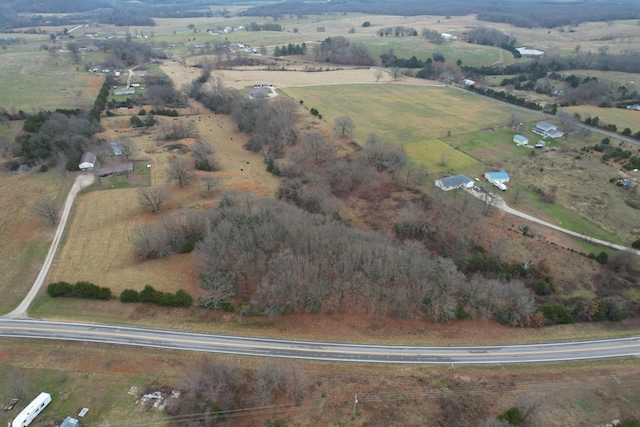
top-left (513, 134), bottom-right (529, 146)
top-left (60, 416), bottom-right (79, 427)
top-left (484, 171), bottom-right (510, 183)
top-left (435, 174), bottom-right (474, 191)
top-left (79, 152), bottom-right (96, 170)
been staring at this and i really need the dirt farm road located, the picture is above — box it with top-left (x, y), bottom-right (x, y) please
top-left (4, 173), bottom-right (95, 319)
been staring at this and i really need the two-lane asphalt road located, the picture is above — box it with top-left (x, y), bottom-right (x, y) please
top-left (1, 319), bottom-right (639, 364)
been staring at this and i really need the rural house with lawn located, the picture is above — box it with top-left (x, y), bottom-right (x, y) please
top-left (532, 121), bottom-right (564, 139)
top-left (435, 174), bottom-right (474, 191)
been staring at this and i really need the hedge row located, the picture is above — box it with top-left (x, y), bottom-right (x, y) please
top-left (119, 285), bottom-right (193, 307)
top-left (47, 281), bottom-right (112, 300)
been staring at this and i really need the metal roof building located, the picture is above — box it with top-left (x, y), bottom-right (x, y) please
top-left (435, 174), bottom-right (474, 191)
top-left (484, 171), bottom-right (510, 183)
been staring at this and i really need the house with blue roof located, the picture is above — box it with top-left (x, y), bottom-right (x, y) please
top-left (513, 134), bottom-right (529, 146)
top-left (435, 174), bottom-right (474, 191)
top-left (484, 171), bottom-right (510, 183)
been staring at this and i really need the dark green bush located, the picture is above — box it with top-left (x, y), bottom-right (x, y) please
top-left (120, 289), bottom-right (139, 303)
top-left (139, 285), bottom-right (158, 303)
top-left (47, 281), bottom-right (73, 297)
top-left (497, 406), bottom-right (522, 425)
top-left (632, 239), bottom-right (640, 249)
top-left (538, 304), bottom-right (573, 325)
top-left (534, 280), bottom-right (551, 296)
top-left (47, 281), bottom-right (111, 300)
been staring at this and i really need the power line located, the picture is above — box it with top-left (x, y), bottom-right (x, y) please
top-left (82, 373), bottom-right (640, 426)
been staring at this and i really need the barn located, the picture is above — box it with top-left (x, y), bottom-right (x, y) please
top-left (78, 152), bottom-right (96, 170)
top-left (513, 134), bottom-right (529, 146)
top-left (435, 174), bottom-right (474, 191)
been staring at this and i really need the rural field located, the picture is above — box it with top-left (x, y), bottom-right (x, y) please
top-left (2, 339), bottom-right (640, 427)
top-left (1, 7), bottom-right (640, 427)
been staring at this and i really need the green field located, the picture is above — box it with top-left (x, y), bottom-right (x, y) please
top-left (0, 51), bottom-right (94, 112)
top-left (282, 84), bottom-right (540, 175)
top-left (565, 104), bottom-right (640, 134)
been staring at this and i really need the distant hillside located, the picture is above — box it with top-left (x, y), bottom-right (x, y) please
top-left (241, 0), bottom-right (640, 28)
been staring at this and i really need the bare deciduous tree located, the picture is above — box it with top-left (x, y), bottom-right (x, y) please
top-left (192, 140), bottom-right (219, 171)
top-left (203, 174), bottom-right (220, 195)
top-left (166, 157), bottom-right (196, 187)
top-left (507, 112), bottom-right (523, 131)
top-left (32, 196), bottom-right (59, 224)
top-left (374, 68), bottom-right (384, 82)
top-left (120, 137), bottom-right (137, 160)
top-left (7, 368), bottom-right (31, 400)
top-left (304, 132), bottom-right (326, 161)
top-left (334, 116), bottom-right (355, 138)
top-left (137, 186), bottom-right (171, 213)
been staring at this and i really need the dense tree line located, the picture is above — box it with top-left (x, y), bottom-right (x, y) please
top-left (16, 108), bottom-right (100, 165)
top-left (120, 285), bottom-right (193, 307)
top-left (315, 36), bottom-right (374, 66)
top-left (465, 26), bottom-right (521, 58)
top-left (247, 21), bottom-right (283, 32)
top-left (241, 0), bottom-right (640, 29)
top-left (273, 43), bottom-right (307, 57)
top-left (376, 26), bottom-right (417, 37)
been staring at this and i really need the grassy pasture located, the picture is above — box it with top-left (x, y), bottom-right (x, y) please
top-left (405, 139), bottom-right (478, 176)
top-left (0, 51), bottom-right (94, 112)
top-left (283, 84), bottom-right (526, 142)
top-left (565, 105), bottom-right (640, 134)
top-left (281, 84), bottom-right (538, 156)
top-left (0, 171), bottom-right (70, 314)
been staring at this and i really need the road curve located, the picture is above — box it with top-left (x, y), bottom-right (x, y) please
top-left (1, 319), bottom-right (639, 364)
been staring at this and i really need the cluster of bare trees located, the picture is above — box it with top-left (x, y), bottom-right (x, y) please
top-left (421, 28), bottom-right (443, 44)
top-left (172, 357), bottom-right (309, 426)
top-left (376, 26), bottom-right (418, 37)
top-left (315, 36), bottom-right (374, 66)
top-left (233, 97), bottom-right (299, 158)
top-left (159, 120), bottom-right (198, 141)
top-left (189, 194), bottom-right (535, 325)
top-left (130, 209), bottom-right (206, 258)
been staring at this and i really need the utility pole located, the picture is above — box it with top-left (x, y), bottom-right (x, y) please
top-left (353, 394), bottom-right (358, 417)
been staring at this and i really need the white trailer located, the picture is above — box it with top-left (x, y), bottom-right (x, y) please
top-left (12, 392), bottom-right (51, 427)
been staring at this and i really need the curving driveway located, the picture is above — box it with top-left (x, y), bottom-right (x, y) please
top-left (5, 173), bottom-right (94, 319)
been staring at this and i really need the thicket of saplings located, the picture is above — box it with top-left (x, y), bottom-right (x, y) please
top-left (47, 281), bottom-right (192, 307)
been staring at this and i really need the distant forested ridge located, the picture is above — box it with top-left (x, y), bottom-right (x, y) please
top-left (242, 0), bottom-right (640, 28)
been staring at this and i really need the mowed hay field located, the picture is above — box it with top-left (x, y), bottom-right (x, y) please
top-left (282, 84), bottom-right (530, 173)
top-left (0, 172), bottom-right (70, 314)
top-left (0, 50), bottom-right (98, 111)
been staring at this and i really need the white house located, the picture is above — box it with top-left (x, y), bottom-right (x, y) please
top-left (513, 134), bottom-right (529, 146)
top-left (435, 174), bottom-right (474, 191)
top-left (441, 33), bottom-right (457, 40)
top-left (79, 152), bottom-right (96, 170)
top-left (532, 121), bottom-right (564, 138)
